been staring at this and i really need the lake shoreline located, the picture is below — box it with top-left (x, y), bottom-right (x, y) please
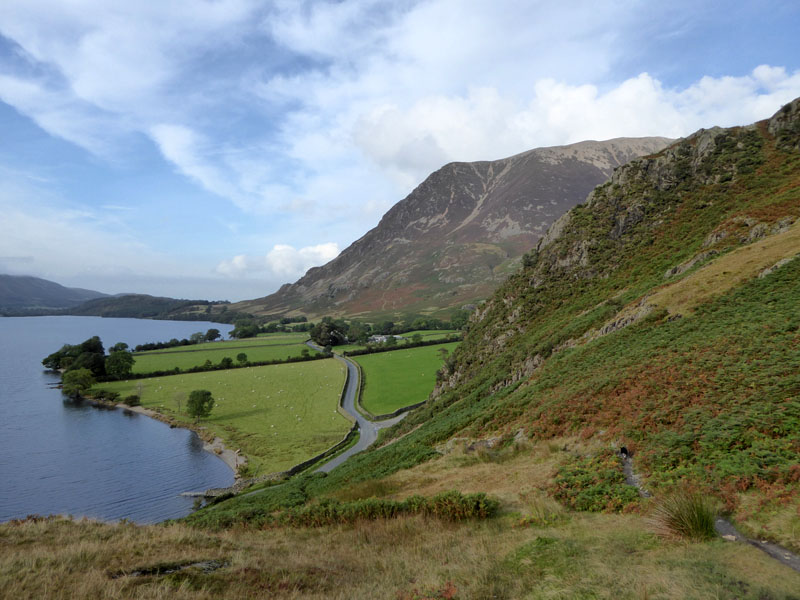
top-left (85, 397), bottom-right (246, 480)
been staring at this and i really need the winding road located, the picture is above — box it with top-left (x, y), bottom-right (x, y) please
top-left (307, 342), bottom-right (407, 473)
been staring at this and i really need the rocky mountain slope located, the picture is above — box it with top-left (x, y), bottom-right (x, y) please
top-left (0, 274), bottom-right (107, 311)
top-left (234, 137), bottom-right (671, 318)
top-left (377, 96), bottom-right (800, 541)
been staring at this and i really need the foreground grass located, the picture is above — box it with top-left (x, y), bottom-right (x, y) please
top-left (4, 438), bottom-right (799, 599)
top-left (100, 360), bottom-right (349, 476)
top-left (352, 342), bottom-right (460, 415)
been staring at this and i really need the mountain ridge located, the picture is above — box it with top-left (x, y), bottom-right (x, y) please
top-left (233, 136), bottom-right (672, 319)
top-left (0, 274), bottom-right (108, 311)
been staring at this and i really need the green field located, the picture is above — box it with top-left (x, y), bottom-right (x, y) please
top-left (131, 343), bottom-right (318, 373)
top-left (98, 359), bottom-right (349, 475)
top-left (137, 332), bottom-right (310, 355)
top-left (352, 342), bottom-right (460, 415)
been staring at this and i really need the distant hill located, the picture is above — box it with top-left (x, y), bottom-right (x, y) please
top-left (0, 277), bottom-right (245, 323)
top-left (63, 293), bottom-right (238, 322)
top-left (233, 137), bottom-right (672, 319)
top-left (0, 275), bottom-right (108, 311)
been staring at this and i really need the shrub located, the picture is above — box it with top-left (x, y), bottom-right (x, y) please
top-left (650, 490), bottom-right (717, 541)
top-left (269, 491), bottom-right (499, 528)
top-left (551, 450), bottom-right (640, 512)
top-left (124, 394), bottom-right (141, 406)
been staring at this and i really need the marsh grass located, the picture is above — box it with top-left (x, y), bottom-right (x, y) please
top-left (650, 490), bottom-right (717, 541)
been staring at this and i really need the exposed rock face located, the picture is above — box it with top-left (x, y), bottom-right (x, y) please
top-left (235, 137), bottom-right (672, 318)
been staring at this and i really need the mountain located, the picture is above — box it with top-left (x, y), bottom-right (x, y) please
top-left (379, 97), bottom-right (800, 535)
top-left (233, 137), bottom-right (672, 319)
top-left (0, 274), bottom-right (108, 311)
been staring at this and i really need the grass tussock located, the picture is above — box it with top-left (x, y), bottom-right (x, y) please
top-left (650, 490), bottom-right (718, 541)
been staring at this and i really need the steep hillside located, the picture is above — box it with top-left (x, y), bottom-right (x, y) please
top-left (384, 97), bottom-right (800, 532)
top-left (0, 274), bottom-right (107, 311)
top-left (234, 137), bottom-right (671, 319)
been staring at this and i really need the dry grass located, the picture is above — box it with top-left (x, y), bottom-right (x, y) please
top-left (735, 492), bottom-right (800, 553)
top-left (650, 218), bottom-right (800, 315)
top-left (329, 436), bottom-right (571, 512)
top-left (4, 440), bottom-right (799, 598)
top-left (4, 509), bottom-right (800, 599)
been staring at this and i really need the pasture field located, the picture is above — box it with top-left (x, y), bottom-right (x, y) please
top-left (131, 343), bottom-right (318, 374)
top-left (137, 332), bottom-right (310, 354)
top-left (353, 342), bottom-right (460, 415)
top-left (98, 359), bottom-right (348, 475)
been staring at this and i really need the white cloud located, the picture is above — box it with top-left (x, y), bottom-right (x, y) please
top-left (1, 0), bottom-right (800, 278)
top-left (216, 242), bottom-right (340, 280)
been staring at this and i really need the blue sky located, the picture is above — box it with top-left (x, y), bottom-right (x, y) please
top-left (1, 1), bottom-right (799, 301)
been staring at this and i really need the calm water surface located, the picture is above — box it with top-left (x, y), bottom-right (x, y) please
top-left (0, 316), bottom-right (235, 523)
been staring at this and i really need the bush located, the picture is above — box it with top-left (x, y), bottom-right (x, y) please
top-left (124, 394), bottom-right (141, 406)
top-left (650, 490), bottom-right (717, 541)
top-left (551, 450), bottom-right (640, 512)
top-left (269, 491), bottom-right (499, 528)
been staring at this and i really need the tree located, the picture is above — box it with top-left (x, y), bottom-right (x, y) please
top-left (72, 351), bottom-right (107, 377)
top-left (105, 350), bottom-right (134, 378)
top-left (411, 333), bottom-right (423, 344)
top-left (62, 368), bottom-right (96, 398)
top-left (110, 342), bottom-right (129, 353)
top-left (187, 390), bottom-right (215, 419)
top-left (230, 319), bottom-right (259, 339)
top-left (310, 319), bottom-right (346, 346)
top-left (219, 357), bottom-right (234, 369)
top-left (384, 336), bottom-right (397, 347)
top-left (375, 320), bottom-right (394, 335)
top-left (236, 352), bottom-right (248, 364)
top-left (190, 331), bottom-right (205, 344)
top-left (450, 309), bottom-right (470, 330)
top-left (205, 328), bottom-right (221, 342)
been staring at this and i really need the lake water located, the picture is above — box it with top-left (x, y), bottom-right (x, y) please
top-left (0, 316), bottom-right (235, 523)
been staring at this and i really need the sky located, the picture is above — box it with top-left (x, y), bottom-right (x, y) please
top-left (1, 1), bottom-right (799, 301)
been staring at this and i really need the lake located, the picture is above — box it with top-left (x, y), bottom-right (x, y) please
top-left (0, 316), bottom-right (236, 523)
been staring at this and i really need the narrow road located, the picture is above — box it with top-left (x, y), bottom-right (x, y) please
top-left (306, 342), bottom-right (406, 473)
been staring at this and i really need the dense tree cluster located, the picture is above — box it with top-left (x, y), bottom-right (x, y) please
top-left (133, 328), bottom-right (223, 351)
top-left (42, 336), bottom-right (107, 377)
top-left (307, 310), bottom-right (471, 347)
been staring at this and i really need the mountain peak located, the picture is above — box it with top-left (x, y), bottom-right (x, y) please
top-left (233, 137), bottom-right (672, 319)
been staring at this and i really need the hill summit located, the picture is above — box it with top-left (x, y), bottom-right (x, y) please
top-left (233, 137), bottom-right (671, 318)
